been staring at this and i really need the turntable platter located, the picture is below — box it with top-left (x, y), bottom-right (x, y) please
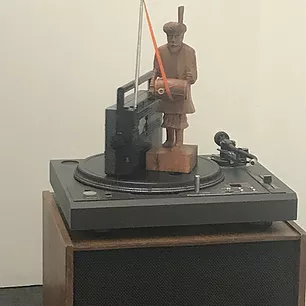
top-left (74, 154), bottom-right (224, 194)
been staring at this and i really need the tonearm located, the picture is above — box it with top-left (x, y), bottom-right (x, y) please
top-left (211, 131), bottom-right (258, 166)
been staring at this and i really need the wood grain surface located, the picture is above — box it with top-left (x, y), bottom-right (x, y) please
top-left (43, 191), bottom-right (73, 306)
top-left (146, 144), bottom-right (197, 173)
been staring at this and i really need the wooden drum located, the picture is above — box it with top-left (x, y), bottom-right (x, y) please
top-left (154, 78), bottom-right (189, 101)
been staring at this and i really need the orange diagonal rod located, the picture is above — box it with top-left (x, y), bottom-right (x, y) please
top-left (144, 1), bottom-right (172, 99)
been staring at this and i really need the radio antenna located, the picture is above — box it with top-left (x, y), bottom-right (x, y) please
top-left (133, 0), bottom-right (145, 108)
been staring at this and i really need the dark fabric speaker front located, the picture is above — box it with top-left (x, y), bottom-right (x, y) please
top-left (73, 240), bottom-right (299, 306)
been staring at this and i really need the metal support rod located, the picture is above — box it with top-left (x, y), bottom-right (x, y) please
top-left (194, 174), bottom-right (200, 193)
top-left (134, 0), bottom-right (144, 108)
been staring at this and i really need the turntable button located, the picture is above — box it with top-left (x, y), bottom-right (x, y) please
top-left (261, 175), bottom-right (272, 184)
top-left (83, 190), bottom-right (97, 197)
top-left (105, 192), bottom-right (113, 198)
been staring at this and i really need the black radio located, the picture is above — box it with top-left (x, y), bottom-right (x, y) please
top-left (104, 71), bottom-right (162, 177)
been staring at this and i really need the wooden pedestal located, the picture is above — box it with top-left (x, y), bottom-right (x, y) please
top-left (146, 144), bottom-right (198, 173)
top-left (43, 191), bottom-right (306, 306)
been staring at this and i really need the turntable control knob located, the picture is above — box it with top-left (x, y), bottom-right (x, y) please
top-left (262, 175), bottom-right (272, 184)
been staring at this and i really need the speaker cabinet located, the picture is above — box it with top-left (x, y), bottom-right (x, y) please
top-left (43, 191), bottom-right (306, 306)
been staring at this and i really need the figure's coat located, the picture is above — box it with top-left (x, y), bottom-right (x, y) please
top-left (153, 43), bottom-right (197, 115)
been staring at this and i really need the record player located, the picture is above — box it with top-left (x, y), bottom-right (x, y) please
top-left (49, 4), bottom-right (297, 232)
top-left (50, 125), bottom-right (297, 231)
top-left (49, 72), bottom-right (297, 231)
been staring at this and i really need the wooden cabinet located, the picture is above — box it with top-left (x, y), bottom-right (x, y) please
top-left (43, 191), bottom-right (306, 306)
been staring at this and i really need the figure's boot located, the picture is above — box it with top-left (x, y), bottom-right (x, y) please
top-left (163, 128), bottom-right (175, 148)
top-left (175, 129), bottom-right (184, 147)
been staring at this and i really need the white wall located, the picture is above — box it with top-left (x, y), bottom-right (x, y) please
top-left (0, 0), bottom-right (305, 287)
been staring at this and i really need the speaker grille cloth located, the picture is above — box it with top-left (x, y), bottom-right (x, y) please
top-left (74, 240), bottom-right (299, 306)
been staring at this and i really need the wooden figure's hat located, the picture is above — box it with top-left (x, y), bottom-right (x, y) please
top-left (163, 6), bottom-right (187, 34)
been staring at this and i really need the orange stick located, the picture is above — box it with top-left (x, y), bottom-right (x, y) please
top-left (144, 1), bottom-right (172, 99)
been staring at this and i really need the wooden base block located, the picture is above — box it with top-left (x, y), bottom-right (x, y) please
top-left (146, 144), bottom-right (198, 173)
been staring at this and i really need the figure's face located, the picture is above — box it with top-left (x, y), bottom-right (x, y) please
top-left (166, 32), bottom-right (184, 53)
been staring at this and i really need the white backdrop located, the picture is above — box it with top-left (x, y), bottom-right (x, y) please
top-left (0, 0), bottom-right (305, 287)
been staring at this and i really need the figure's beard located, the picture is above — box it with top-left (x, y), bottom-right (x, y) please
top-left (168, 43), bottom-right (182, 53)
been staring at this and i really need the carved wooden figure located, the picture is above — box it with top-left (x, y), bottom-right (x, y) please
top-left (150, 5), bottom-right (197, 148)
top-left (146, 6), bottom-right (198, 173)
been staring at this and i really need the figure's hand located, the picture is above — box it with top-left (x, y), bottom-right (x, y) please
top-left (186, 71), bottom-right (194, 84)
